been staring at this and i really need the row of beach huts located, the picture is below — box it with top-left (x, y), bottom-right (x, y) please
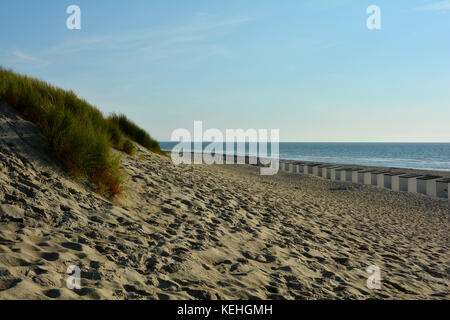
top-left (279, 161), bottom-right (450, 200)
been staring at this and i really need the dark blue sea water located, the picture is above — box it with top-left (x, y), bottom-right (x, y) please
top-left (159, 142), bottom-right (450, 171)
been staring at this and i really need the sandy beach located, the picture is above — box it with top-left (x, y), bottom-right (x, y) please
top-left (0, 103), bottom-right (449, 300)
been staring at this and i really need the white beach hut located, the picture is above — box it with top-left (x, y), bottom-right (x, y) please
top-left (293, 162), bottom-right (305, 174)
top-left (287, 163), bottom-right (293, 173)
top-left (381, 172), bottom-right (405, 189)
top-left (330, 167), bottom-right (341, 181)
top-left (339, 168), bottom-right (346, 181)
top-left (375, 171), bottom-right (393, 188)
top-left (292, 163), bottom-right (298, 173)
top-left (345, 168), bottom-right (357, 182)
top-left (318, 165), bottom-right (328, 178)
top-left (370, 171), bottom-right (381, 186)
top-left (392, 173), bottom-right (407, 191)
top-left (397, 175), bottom-right (412, 192)
top-left (334, 168), bottom-right (345, 181)
top-left (308, 164), bottom-right (319, 174)
top-left (416, 175), bottom-right (442, 197)
top-left (303, 164), bottom-right (309, 174)
top-left (436, 178), bottom-right (450, 199)
top-left (353, 170), bottom-right (366, 183)
top-left (321, 167), bottom-right (328, 178)
top-left (352, 170), bottom-right (359, 183)
top-left (312, 165), bottom-right (320, 176)
top-left (362, 170), bottom-right (376, 185)
top-left (377, 172), bottom-right (386, 188)
top-left (323, 167), bottom-right (334, 179)
top-left (408, 175), bottom-right (424, 193)
top-left (397, 174), bottom-right (422, 193)
top-left (292, 163), bottom-right (301, 173)
top-left (369, 171), bottom-right (389, 186)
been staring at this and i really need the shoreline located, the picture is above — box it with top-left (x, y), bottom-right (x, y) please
top-left (162, 150), bottom-right (450, 179)
top-left (159, 142), bottom-right (450, 173)
top-left (164, 151), bottom-right (450, 200)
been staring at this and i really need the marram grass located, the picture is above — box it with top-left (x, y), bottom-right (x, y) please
top-left (107, 113), bottom-right (162, 155)
top-left (0, 67), bottom-right (161, 196)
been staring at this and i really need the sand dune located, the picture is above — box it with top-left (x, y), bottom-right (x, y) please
top-left (0, 103), bottom-right (449, 299)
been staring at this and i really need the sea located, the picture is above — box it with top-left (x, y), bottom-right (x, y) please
top-left (159, 142), bottom-right (450, 171)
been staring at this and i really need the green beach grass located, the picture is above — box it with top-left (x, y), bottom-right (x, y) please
top-left (0, 67), bottom-right (161, 196)
top-left (107, 113), bottom-right (162, 154)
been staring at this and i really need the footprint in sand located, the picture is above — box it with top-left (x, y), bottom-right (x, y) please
top-left (74, 287), bottom-right (102, 299)
top-left (61, 242), bottom-right (83, 252)
top-left (44, 289), bottom-right (61, 299)
top-left (41, 252), bottom-right (59, 261)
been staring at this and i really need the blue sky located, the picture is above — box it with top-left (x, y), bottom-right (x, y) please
top-left (1, 0), bottom-right (450, 142)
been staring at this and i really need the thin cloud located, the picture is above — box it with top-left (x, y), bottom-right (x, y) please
top-left (44, 16), bottom-right (253, 56)
top-left (9, 50), bottom-right (50, 67)
top-left (413, 0), bottom-right (450, 11)
top-left (13, 51), bottom-right (41, 62)
top-left (26, 14), bottom-right (253, 69)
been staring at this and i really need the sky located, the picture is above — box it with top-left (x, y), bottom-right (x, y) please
top-left (1, 0), bottom-right (450, 142)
